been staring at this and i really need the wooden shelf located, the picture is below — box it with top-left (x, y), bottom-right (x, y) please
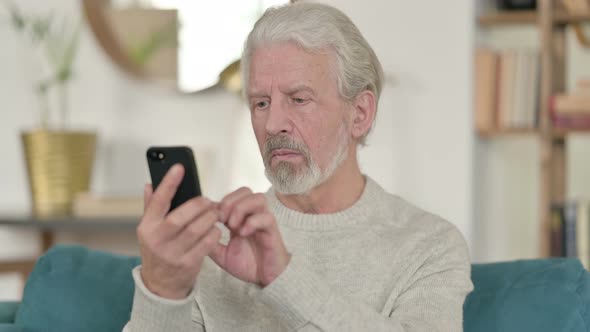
top-left (477, 128), bottom-right (539, 137)
top-left (478, 10), bottom-right (590, 26)
top-left (478, 11), bottom-right (537, 25)
top-left (552, 128), bottom-right (590, 138)
top-left (477, 128), bottom-right (590, 138)
top-left (0, 259), bottom-right (36, 277)
top-left (0, 215), bottom-right (140, 231)
top-left (560, 12), bottom-right (590, 24)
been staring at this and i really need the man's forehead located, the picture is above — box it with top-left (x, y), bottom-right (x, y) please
top-left (248, 48), bottom-right (332, 96)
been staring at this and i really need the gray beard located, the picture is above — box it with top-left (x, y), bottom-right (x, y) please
top-left (265, 158), bottom-right (322, 195)
top-left (263, 126), bottom-right (349, 195)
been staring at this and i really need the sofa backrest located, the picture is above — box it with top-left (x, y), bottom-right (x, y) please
top-left (14, 245), bottom-right (140, 332)
top-left (465, 258), bottom-right (590, 332)
top-left (12, 245), bottom-right (590, 332)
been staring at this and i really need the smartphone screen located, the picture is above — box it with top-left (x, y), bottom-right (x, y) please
top-left (146, 146), bottom-right (202, 212)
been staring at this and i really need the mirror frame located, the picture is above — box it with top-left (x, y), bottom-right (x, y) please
top-left (81, 0), bottom-right (298, 94)
top-left (82, 0), bottom-right (147, 79)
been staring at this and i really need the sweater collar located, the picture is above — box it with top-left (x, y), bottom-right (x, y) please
top-left (265, 176), bottom-right (384, 231)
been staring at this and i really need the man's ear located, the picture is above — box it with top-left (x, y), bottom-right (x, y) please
top-left (350, 90), bottom-right (377, 140)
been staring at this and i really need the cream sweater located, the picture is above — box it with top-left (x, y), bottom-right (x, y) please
top-left (124, 177), bottom-right (473, 331)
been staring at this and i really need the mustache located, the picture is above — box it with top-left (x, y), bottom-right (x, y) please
top-left (263, 135), bottom-right (310, 162)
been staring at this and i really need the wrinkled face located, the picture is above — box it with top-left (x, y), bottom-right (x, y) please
top-left (247, 42), bottom-right (351, 194)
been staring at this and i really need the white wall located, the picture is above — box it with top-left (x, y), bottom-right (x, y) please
top-left (321, 0), bottom-right (475, 246)
top-left (0, 0), bottom-right (475, 298)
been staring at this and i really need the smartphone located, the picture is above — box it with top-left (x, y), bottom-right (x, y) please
top-left (146, 146), bottom-right (202, 213)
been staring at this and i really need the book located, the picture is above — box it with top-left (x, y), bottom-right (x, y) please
top-left (551, 95), bottom-right (590, 129)
top-left (528, 52), bottom-right (541, 128)
top-left (561, 0), bottom-right (590, 13)
top-left (515, 50), bottom-right (539, 129)
top-left (498, 51), bottom-right (515, 129)
top-left (475, 49), bottom-right (499, 132)
top-left (551, 76), bottom-right (590, 129)
top-left (474, 48), bottom-right (541, 133)
top-left (550, 200), bottom-right (590, 269)
top-left (551, 203), bottom-right (565, 257)
top-left (512, 51), bottom-right (525, 128)
top-left (577, 200), bottom-right (590, 269)
top-left (576, 79), bottom-right (590, 93)
top-left (552, 94), bottom-right (590, 114)
top-left (551, 113), bottom-right (590, 129)
top-left (564, 201), bottom-right (578, 257)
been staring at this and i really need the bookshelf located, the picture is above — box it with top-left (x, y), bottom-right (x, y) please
top-left (477, 128), bottom-right (590, 138)
top-left (477, 128), bottom-right (540, 137)
top-left (479, 10), bottom-right (590, 26)
top-left (477, 0), bottom-right (590, 257)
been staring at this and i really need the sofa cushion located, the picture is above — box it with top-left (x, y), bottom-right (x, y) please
top-left (465, 258), bottom-right (590, 332)
top-left (14, 245), bottom-right (141, 332)
top-left (0, 324), bottom-right (23, 332)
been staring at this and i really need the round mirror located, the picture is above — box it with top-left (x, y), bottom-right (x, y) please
top-left (82, 0), bottom-right (289, 93)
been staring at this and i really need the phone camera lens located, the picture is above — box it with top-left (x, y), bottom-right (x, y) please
top-left (158, 153), bottom-right (164, 160)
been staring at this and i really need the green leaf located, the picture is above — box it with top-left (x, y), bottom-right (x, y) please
top-left (128, 21), bottom-right (177, 66)
top-left (56, 22), bottom-right (80, 82)
top-left (45, 26), bottom-right (63, 67)
top-left (30, 14), bottom-right (52, 43)
top-left (7, 3), bottom-right (25, 31)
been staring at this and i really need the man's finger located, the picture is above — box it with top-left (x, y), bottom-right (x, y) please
top-left (226, 193), bottom-right (266, 231)
top-left (239, 212), bottom-right (275, 237)
top-left (166, 197), bottom-right (214, 228)
top-left (143, 183), bottom-right (153, 213)
top-left (183, 225), bottom-right (222, 265)
top-left (218, 187), bottom-right (253, 223)
top-left (145, 164), bottom-right (185, 221)
top-left (153, 197), bottom-right (215, 240)
top-left (208, 241), bottom-right (228, 269)
top-left (169, 207), bottom-right (219, 253)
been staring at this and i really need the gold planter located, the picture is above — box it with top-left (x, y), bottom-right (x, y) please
top-left (21, 130), bottom-right (97, 217)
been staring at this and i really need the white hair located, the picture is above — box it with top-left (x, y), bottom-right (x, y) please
top-left (241, 2), bottom-right (384, 145)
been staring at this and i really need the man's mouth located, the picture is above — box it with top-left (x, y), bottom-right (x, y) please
top-left (271, 149), bottom-right (301, 161)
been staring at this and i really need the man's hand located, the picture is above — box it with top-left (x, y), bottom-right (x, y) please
top-left (137, 164), bottom-right (222, 300)
top-left (210, 187), bottom-right (291, 287)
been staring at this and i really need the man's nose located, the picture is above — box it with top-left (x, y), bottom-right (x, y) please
top-left (265, 99), bottom-right (292, 136)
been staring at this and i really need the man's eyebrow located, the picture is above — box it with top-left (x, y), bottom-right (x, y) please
top-left (284, 85), bottom-right (316, 96)
top-left (246, 91), bottom-right (268, 99)
top-left (247, 85), bottom-right (316, 99)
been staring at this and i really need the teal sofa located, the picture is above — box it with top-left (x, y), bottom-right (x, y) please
top-left (0, 245), bottom-right (589, 332)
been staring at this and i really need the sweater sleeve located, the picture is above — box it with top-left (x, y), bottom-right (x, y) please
top-left (122, 266), bottom-right (205, 332)
top-left (253, 228), bottom-right (473, 332)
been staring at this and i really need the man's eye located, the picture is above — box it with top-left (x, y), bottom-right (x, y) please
top-left (293, 98), bottom-right (307, 104)
top-left (255, 101), bottom-right (269, 109)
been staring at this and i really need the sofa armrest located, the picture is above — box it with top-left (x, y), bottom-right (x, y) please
top-left (0, 324), bottom-right (22, 332)
top-left (0, 324), bottom-right (23, 332)
top-left (0, 302), bottom-right (19, 324)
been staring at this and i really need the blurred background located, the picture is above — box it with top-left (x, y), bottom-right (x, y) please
top-left (0, 0), bottom-right (589, 300)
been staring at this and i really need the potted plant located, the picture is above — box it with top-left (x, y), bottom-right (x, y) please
top-left (7, 3), bottom-right (96, 217)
